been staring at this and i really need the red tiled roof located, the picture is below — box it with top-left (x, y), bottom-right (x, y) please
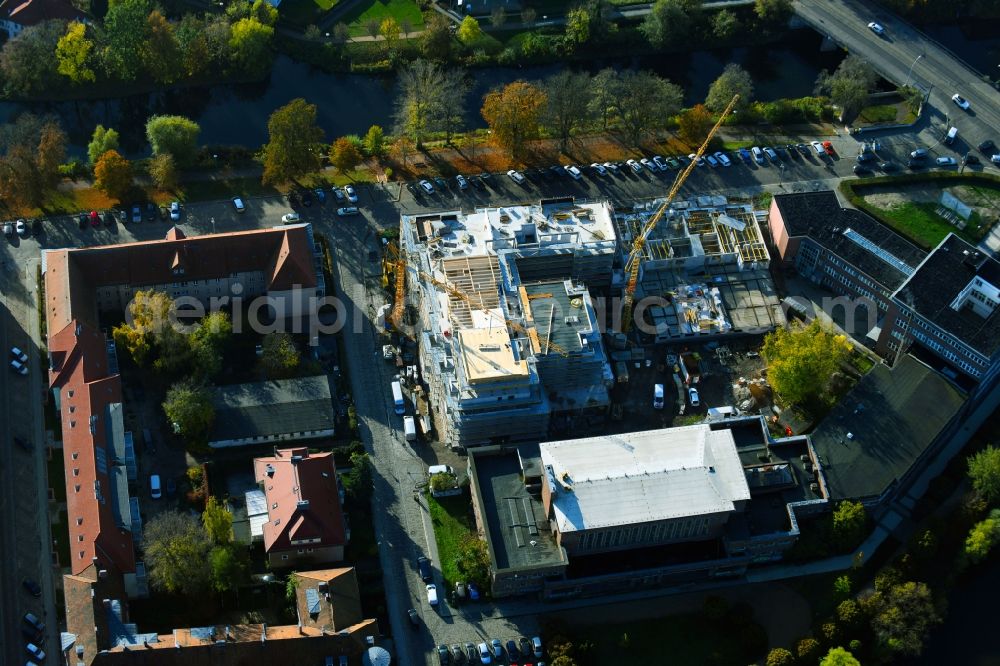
top-left (253, 448), bottom-right (346, 554)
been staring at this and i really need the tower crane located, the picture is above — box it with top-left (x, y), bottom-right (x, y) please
top-left (619, 94), bottom-right (740, 333)
top-left (383, 241), bottom-right (569, 357)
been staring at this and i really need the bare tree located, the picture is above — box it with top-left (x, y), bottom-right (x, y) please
top-left (491, 7), bottom-right (506, 28)
top-left (365, 18), bottom-right (381, 40)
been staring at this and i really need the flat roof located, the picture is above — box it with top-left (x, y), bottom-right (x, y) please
top-left (540, 426), bottom-right (751, 533)
top-left (457, 327), bottom-right (529, 384)
top-left (520, 281), bottom-right (587, 353)
top-left (468, 447), bottom-right (567, 572)
top-left (893, 234), bottom-right (1000, 357)
top-left (809, 354), bottom-right (966, 501)
top-left (772, 191), bottom-right (927, 290)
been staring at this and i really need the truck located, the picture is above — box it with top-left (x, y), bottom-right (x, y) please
top-left (391, 379), bottom-right (405, 415)
top-left (403, 416), bottom-right (416, 442)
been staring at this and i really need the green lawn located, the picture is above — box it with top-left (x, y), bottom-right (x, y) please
top-left (279, 0), bottom-right (340, 27)
top-left (426, 492), bottom-right (475, 589)
top-left (563, 612), bottom-right (764, 665)
top-left (873, 200), bottom-right (972, 249)
top-left (340, 0), bottom-right (425, 37)
top-left (856, 103), bottom-right (899, 124)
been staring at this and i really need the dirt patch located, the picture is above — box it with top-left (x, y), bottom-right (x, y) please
top-left (863, 182), bottom-right (1000, 218)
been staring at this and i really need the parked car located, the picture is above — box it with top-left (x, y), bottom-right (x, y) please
top-left (407, 608), bottom-right (419, 627)
top-left (344, 184), bottom-right (358, 202)
top-left (437, 645), bottom-right (449, 665)
top-left (910, 148), bottom-right (929, 159)
top-left (26, 642), bottom-right (45, 661)
top-left (810, 141), bottom-right (825, 156)
top-left (952, 93), bottom-right (971, 111)
top-left (89, 210), bottom-right (100, 227)
top-left (3, 221), bottom-right (13, 238)
top-left (532, 636), bottom-right (544, 658)
top-left (10, 358), bottom-right (27, 375)
top-left (785, 144), bottom-right (800, 159)
top-left (455, 174), bottom-right (468, 190)
top-left (992, 154), bottom-right (1000, 165)
top-left (878, 161), bottom-right (899, 172)
top-left (652, 155), bottom-right (669, 171)
top-left (639, 157), bottom-right (655, 171)
top-left (313, 188), bottom-right (326, 204)
top-left (21, 579), bottom-right (41, 597)
top-left (963, 153), bottom-right (980, 166)
top-left (738, 147), bottom-right (752, 164)
top-left (478, 643), bottom-right (492, 665)
top-left (507, 169), bottom-right (526, 184)
top-left (763, 147), bottom-right (779, 163)
top-left (15, 218), bottom-right (27, 236)
top-left (751, 147), bottom-right (765, 165)
top-left (490, 639), bottom-right (503, 658)
top-left (232, 197), bottom-right (246, 213)
top-left (688, 153), bottom-right (706, 167)
top-left (337, 207), bottom-right (360, 216)
top-left (977, 139), bottom-right (996, 155)
top-left (603, 161), bottom-right (620, 173)
top-left (590, 162), bottom-right (607, 176)
top-left (426, 583), bottom-right (439, 606)
top-left (11, 346), bottom-right (28, 364)
top-left (419, 179), bottom-right (435, 194)
top-left (150, 474), bottom-right (162, 499)
top-left (822, 141), bottom-right (836, 156)
top-left (797, 143), bottom-right (811, 156)
top-left (705, 154), bottom-right (719, 168)
top-left (867, 21), bottom-right (885, 35)
top-left (775, 146), bottom-right (790, 161)
top-left (417, 556), bottom-right (432, 581)
top-left (281, 212), bottom-right (301, 224)
top-left (434, 177), bottom-right (448, 191)
top-left (102, 211), bottom-right (115, 227)
top-left (168, 201), bottom-right (181, 221)
top-left (853, 164), bottom-right (873, 176)
top-left (626, 158), bottom-right (643, 174)
top-left (857, 152), bottom-right (876, 163)
top-left (332, 188), bottom-right (346, 204)
top-left (146, 202), bottom-right (157, 221)
top-left (507, 639), bottom-right (521, 660)
top-left (935, 156), bottom-right (958, 166)
top-left (688, 387), bottom-right (700, 407)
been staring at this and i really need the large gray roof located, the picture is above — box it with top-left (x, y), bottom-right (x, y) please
top-left (209, 376), bottom-right (334, 442)
top-left (809, 355), bottom-right (966, 501)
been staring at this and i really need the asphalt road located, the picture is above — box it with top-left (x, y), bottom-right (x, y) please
top-left (795, 0), bottom-right (1000, 150)
top-left (2, 113), bottom-right (998, 666)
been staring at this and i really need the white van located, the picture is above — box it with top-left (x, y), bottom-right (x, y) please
top-left (653, 384), bottom-right (665, 410)
top-left (426, 583), bottom-right (439, 606)
top-left (428, 464), bottom-right (455, 476)
top-left (391, 380), bottom-right (405, 415)
top-left (945, 126), bottom-right (958, 145)
top-left (403, 416), bottom-right (416, 442)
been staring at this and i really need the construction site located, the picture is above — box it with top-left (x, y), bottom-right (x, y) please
top-left (615, 196), bottom-right (784, 342)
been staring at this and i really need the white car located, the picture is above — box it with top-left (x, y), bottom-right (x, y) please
top-left (26, 643), bottom-right (45, 661)
top-left (603, 161), bottom-right (619, 173)
top-left (344, 185), bottom-right (358, 203)
top-left (652, 155), bottom-right (669, 171)
top-left (952, 94), bottom-right (971, 111)
top-left (15, 218), bottom-right (27, 236)
top-left (991, 154), bottom-right (1000, 164)
top-left (232, 197), bottom-right (245, 213)
top-left (626, 158), bottom-right (643, 173)
top-left (935, 156), bottom-right (958, 166)
top-left (426, 583), bottom-right (438, 606)
top-left (811, 141), bottom-right (825, 156)
top-left (169, 201), bottom-right (181, 221)
top-left (11, 346), bottom-right (28, 364)
top-left (714, 151), bottom-right (732, 167)
top-left (688, 153), bottom-right (706, 167)
top-left (281, 212), bottom-right (301, 224)
top-left (10, 358), bottom-right (27, 375)
top-left (590, 162), bottom-right (607, 176)
top-left (337, 207), bottom-right (360, 216)
top-left (640, 157), bottom-right (654, 171)
top-left (752, 147), bottom-right (765, 164)
top-left (478, 643), bottom-right (492, 665)
top-left (688, 387), bottom-right (700, 407)
top-left (506, 169), bottom-right (525, 184)
top-left (564, 164), bottom-right (582, 180)
top-left (867, 21), bottom-right (885, 35)
top-left (455, 174), bottom-right (468, 190)
top-left (418, 180), bottom-right (435, 194)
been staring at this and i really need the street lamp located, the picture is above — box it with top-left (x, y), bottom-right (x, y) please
top-left (903, 53), bottom-right (924, 88)
top-left (210, 216), bottom-right (216, 234)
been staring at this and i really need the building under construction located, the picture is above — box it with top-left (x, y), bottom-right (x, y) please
top-left (616, 196), bottom-right (784, 341)
top-left (399, 199), bottom-right (615, 448)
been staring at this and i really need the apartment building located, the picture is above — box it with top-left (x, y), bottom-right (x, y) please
top-left (400, 199), bottom-right (615, 448)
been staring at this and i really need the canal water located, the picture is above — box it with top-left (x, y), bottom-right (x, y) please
top-left (0, 29), bottom-right (844, 156)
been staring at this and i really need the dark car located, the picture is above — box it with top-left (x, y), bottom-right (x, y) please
top-left (907, 158), bottom-right (926, 169)
top-left (78, 212), bottom-right (88, 230)
top-left (784, 144), bottom-right (800, 159)
top-left (417, 556), bottom-right (432, 581)
top-left (853, 164), bottom-right (873, 176)
top-left (145, 202), bottom-right (157, 221)
top-left (776, 146), bottom-right (791, 160)
top-left (314, 188), bottom-right (326, 204)
top-left (103, 211), bottom-right (116, 227)
top-left (977, 139), bottom-right (996, 155)
top-left (131, 204), bottom-right (142, 223)
top-left (437, 644), bottom-right (450, 665)
top-left (479, 172), bottom-right (493, 187)
top-left (507, 639), bottom-right (520, 659)
top-left (332, 188), bottom-right (346, 204)
top-left (519, 637), bottom-right (533, 658)
top-left (31, 219), bottom-right (42, 236)
top-left (405, 182), bottom-right (420, 195)
top-left (301, 190), bottom-right (313, 207)
top-left (550, 165), bottom-right (565, 178)
top-left (964, 153), bottom-right (981, 166)
top-left (22, 578), bottom-right (41, 597)
top-left (878, 161), bottom-right (899, 172)
top-left (406, 608), bottom-right (419, 627)
top-left (434, 177), bottom-right (448, 191)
